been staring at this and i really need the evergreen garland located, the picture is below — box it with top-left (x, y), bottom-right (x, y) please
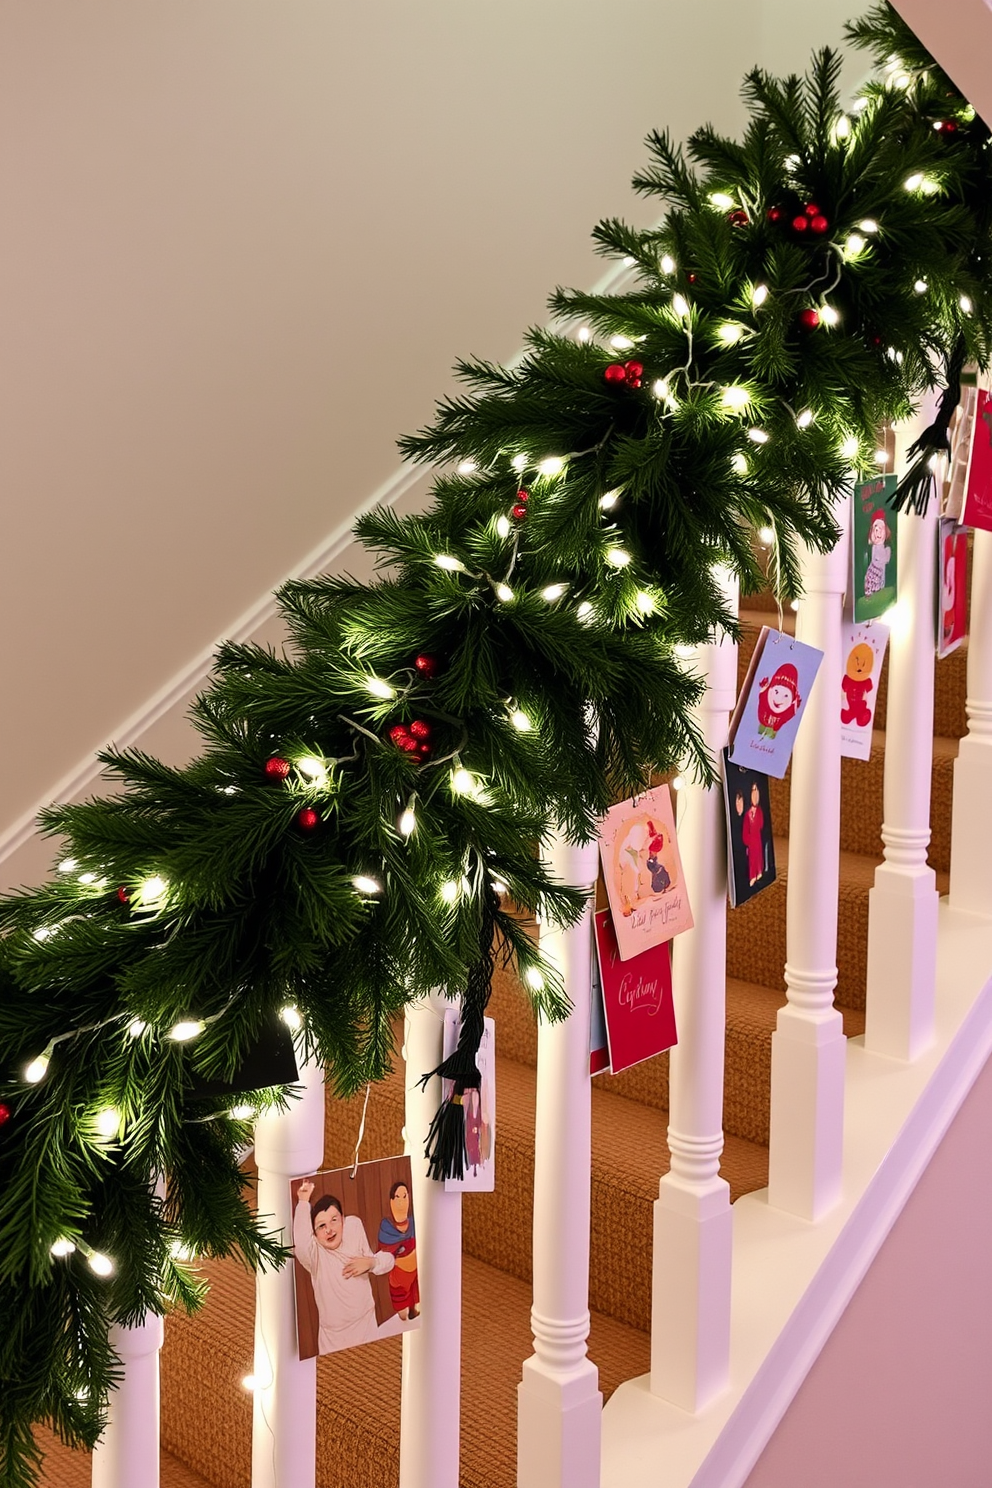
top-left (2, 6), bottom-right (991, 1482)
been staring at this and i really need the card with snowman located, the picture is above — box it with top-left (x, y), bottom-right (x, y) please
top-left (598, 785), bottom-right (692, 961)
top-left (839, 621), bottom-right (889, 760)
top-left (852, 474), bottom-right (899, 622)
top-left (728, 627), bottom-right (823, 779)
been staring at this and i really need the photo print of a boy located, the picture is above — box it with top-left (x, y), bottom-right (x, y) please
top-left (291, 1154), bottom-right (421, 1360)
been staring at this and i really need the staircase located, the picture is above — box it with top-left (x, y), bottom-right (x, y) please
top-left (35, 595), bottom-right (969, 1488)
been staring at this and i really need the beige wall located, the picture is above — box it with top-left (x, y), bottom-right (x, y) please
top-left (0, 0), bottom-right (859, 891)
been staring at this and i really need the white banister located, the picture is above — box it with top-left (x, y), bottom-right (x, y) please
top-left (865, 403), bottom-right (940, 1060)
top-left (251, 1056), bottom-right (325, 1488)
top-left (91, 1312), bottom-right (165, 1488)
top-left (767, 506), bottom-right (848, 1220)
top-left (650, 596), bottom-right (737, 1411)
top-left (949, 527), bottom-right (992, 919)
top-left (517, 834), bottom-right (601, 1488)
top-left (399, 994), bottom-right (463, 1488)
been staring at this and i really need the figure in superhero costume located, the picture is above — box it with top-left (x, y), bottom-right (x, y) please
top-left (378, 1180), bottom-right (419, 1321)
top-left (841, 641), bottom-right (875, 727)
top-left (756, 662), bottom-right (801, 738)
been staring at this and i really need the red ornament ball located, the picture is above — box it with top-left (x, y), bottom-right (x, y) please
top-left (414, 653), bottom-right (439, 679)
top-left (799, 308), bottom-right (821, 330)
top-left (0, 1103), bottom-right (10, 1128)
top-left (418, 742), bottom-right (431, 756)
top-left (389, 724), bottom-right (409, 746)
top-left (767, 206), bottom-right (783, 223)
top-left (804, 202), bottom-right (821, 216)
top-left (515, 489), bottom-right (529, 503)
top-left (296, 806), bottom-right (320, 832)
top-left (265, 756), bottom-right (291, 782)
top-left (809, 214), bottom-right (829, 235)
top-left (687, 272), bottom-right (697, 283)
top-left (117, 886), bottom-right (130, 905)
top-left (943, 120), bottom-right (958, 133)
top-left (409, 719), bottom-right (432, 740)
top-left (624, 360), bottom-right (644, 387)
top-left (401, 737), bottom-right (420, 754)
top-left (604, 363), bottom-right (627, 385)
top-left (792, 214), bottom-right (809, 233)
top-left (728, 209), bottom-right (749, 227)
top-left (511, 503), bottom-right (528, 519)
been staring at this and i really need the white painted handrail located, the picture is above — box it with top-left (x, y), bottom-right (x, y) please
top-left (865, 401), bottom-right (940, 1060)
top-left (90, 1312), bottom-right (165, 1488)
top-left (949, 527), bottom-right (992, 918)
top-left (251, 1057), bottom-right (325, 1488)
top-left (650, 596), bottom-right (737, 1411)
top-left (517, 833), bottom-right (602, 1488)
top-left (400, 995), bottom-right (463, 1488)
top-left (768, 504), bottom-right (848, 1219)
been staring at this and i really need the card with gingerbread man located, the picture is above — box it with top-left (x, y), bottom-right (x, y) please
top-left (839, 621), bottom-right (889, 761)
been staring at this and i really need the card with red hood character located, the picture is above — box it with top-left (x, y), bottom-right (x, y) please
top-left (728, 626), bottom-right (823, 779)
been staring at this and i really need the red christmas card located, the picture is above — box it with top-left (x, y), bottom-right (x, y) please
top-left (962, 387), bottom-right (992, 533)
top-left (593, 908), bottom-right (677, 1075)
top-left (598, 785), bottom-right (693, 960)
top-left (936, 518), bottom-right (968, 659)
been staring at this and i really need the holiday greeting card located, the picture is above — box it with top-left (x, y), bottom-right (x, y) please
top-left (852, 474), bottom-right (899, 622)
top-left (937, 518), bottom-right (969, 658)
top-left (944, 384), bottom-right (979, 522)
top-left (291, 1154), bottom-right (421, 1359)
top-left (442, 1010), bottom-right (495, 1192)
top-left (728, 627), bottom-right (823, 779)
top-left (598, 785), bottom-right (692, 960)
top-left (839, 621), bottom-right (889, 760)
top-left (593, 908), bottom-right (677, 1075)
top-left (590, 938), bottom-right (610, 1076)
top-left (962, 387), bottom-right (992, 533)
top-left (721, 751), bottom-right (776, 908)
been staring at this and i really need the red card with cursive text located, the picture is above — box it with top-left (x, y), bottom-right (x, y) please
top-left (593, 909), bottom-right (677, 1075)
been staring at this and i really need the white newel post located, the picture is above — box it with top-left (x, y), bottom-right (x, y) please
top-left (865, 404), bottom-right (940, 1060)
top-left (767, 508), bottom-right (848, 1219)
top-left (949, 526), bottom-right (992, 919)
top-left (400, 994), bottom-right (463, 1488)
top-left (517, 833), bottom-right (601, 1488)
top-left (650, 599), bottom-right (737, 1411)
top-left (91, 1313), bottom-right (165, 1488)
top-left (251, 1056), bottom-right (325, 1488)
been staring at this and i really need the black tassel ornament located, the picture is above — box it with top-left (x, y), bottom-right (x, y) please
top-left (889, 337), bottom-right (968, 516)
top-left (419, 882), bottom-right (499, 1182)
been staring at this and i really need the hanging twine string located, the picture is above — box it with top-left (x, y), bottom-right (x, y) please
top-left (350, 1083), bottom-right (372, 1179)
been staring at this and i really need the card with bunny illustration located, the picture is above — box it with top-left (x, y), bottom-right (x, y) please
top-left (852, 474), bottom-right (899, 622)
top-left (728, 626), bottom-right (823, 779)
top-left (598, 785), bottom-right (692, 961)
top-left (839, 621), bottom-right (889, 760)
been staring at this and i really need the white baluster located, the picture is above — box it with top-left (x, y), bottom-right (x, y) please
top-left (768, 506), bottom-right (848, 1219)
top-left (949, 527), bottom-right (992, 918)
top-left (517, 835), bottom-right (601, 1488)
top-left (400, 994), bottom-right (463, 1488)
top-left (251, 1056), bottom-right (325, 1488)
top-left (650, 589), bottom-right (737, 1411)
top-left (91, 1313), bottom-right (165, 1488)
top-left (865, 403), bottom-right (940, 1059)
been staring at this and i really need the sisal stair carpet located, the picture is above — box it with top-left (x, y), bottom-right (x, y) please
top-left (34, 606), bottom-right (966, 1488)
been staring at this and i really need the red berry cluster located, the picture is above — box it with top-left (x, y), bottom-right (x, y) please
top-left (511, 489), bottom-right (529, 520)
top-left (933, 119), bottom-right (958, 134)
top-left (389, 719), bottom-right (433, 759)
top-left (414, 653), bottom-right (439, 678)
top-left (603, 359), bottom-right (644, 389)
top-left (791, 201), bottom-right (830, 236)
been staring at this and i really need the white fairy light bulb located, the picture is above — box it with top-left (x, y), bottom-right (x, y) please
top-left (790, 599), bottom-right (800, 612)
top-left (841, 435), bottom-right (859, 459)
top-left (537, 456), bottom-right (565, 478)
top-left (577, 602), bottom-right (594, 623)
top-left (671, 774), bottom-right (686, 791)
top-left (496, 515), bottom-right (511, 539)
top-left (541, 583), bottom-right (566, 602)
top-left (673, 643), bottom-right (695, 660)
top-left (167, 1020), bottom-right (204, 1042)
top-left (576, 326), bottom-right (591, 342)
top-left (796, 409), bottom-right (814, 429)
top-left (731, 453), bottom-right (748, 475)
top-left (858, 218), bottom-right (879, 234)
top-left (874, 449), bottom-right (889, 466)
top-left (296, 756), bottom-right (327, 782)
top-left (87, 1252), bottom-right (115, 1278)
top-left (960, 294), bottom-right (974, 313)
top-left (635, 590), bottom-right (655, 615)
top-left (170, 1240), bottom-right (196, 1261)
top-left (399, 808), bottom-right (417, 837)
top-left (651, 378), bottom-right (670, 402)
top-left (820, 304), bottom-right (840, 327)
top-left (604, 547), bottom-right (631, 568)
top-left (660, 254), bottom-right (676, 274)
top-left (230, 1104), bottom-right (255, 1121)
top-left (32, 927), bottom-right (52, 942)
top-left (524, 967), bottom-right (545, 992)
top-left (747, 427), bottom-right (770, 445)
top-left (914, 279), bottom-right (928, 294)
top-left (511, 453), bottom-right (528, 471)
top-left (758, 526), bottom-right (775, 546)
top-left (434, 554), bottom-right (465, 573)
top-left (709, 191), bottom-right (734, 209)
top-left (721, 385), bottom-right (750, 411)
top-left (457, 459), bottom-right (477, 475)
top-left (451, 768), bottom-right (475, 795)
top-left (57, 858), bottom-right (77, 874)
top-left (492, 879), bottom-right (508, 896)
top-left (904, 172), bottom-right (924, 191)
top-left (752, 283), bottom-right (769, 307)
top-left (672, 293), bottom-right (690, 320)
top-left (365, 677), bottom-right (395, 700)
top-left (127, 1018), bottom-right (147, 1038)
top-left (510, 710), bottom-right (531, 732)
top-left (94, 1108), bottom-right (121, 1139)
top-left (716, 322), bottom-right (744, 345)
top-left (352, 875), bottom-right (382, 895)
top-left (598, 489), bottom-right (620, 510)
top-left (609, 333), bottom-right (634, 351)
top-left (440, 880), bottom-right (459, 904)
top-left (140, 875), bottom-right (167, 904)
top-left (834, 114), bottom-right (851, 140)
top-left (853, 96), bottom-right (869, 111)
top-left (24, 1051), bottom-right (51, 1084)
top-left (494, 582), bottom-right (514, 603)
top-left (242, 1375), bottom-right (258, 1393)
top-left (845, 233), bottom-right (866, 258)
top-left (50, 1238), bottom-right (76, 1258)
top-left (280, 1005), bottom-right (303, 1032)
